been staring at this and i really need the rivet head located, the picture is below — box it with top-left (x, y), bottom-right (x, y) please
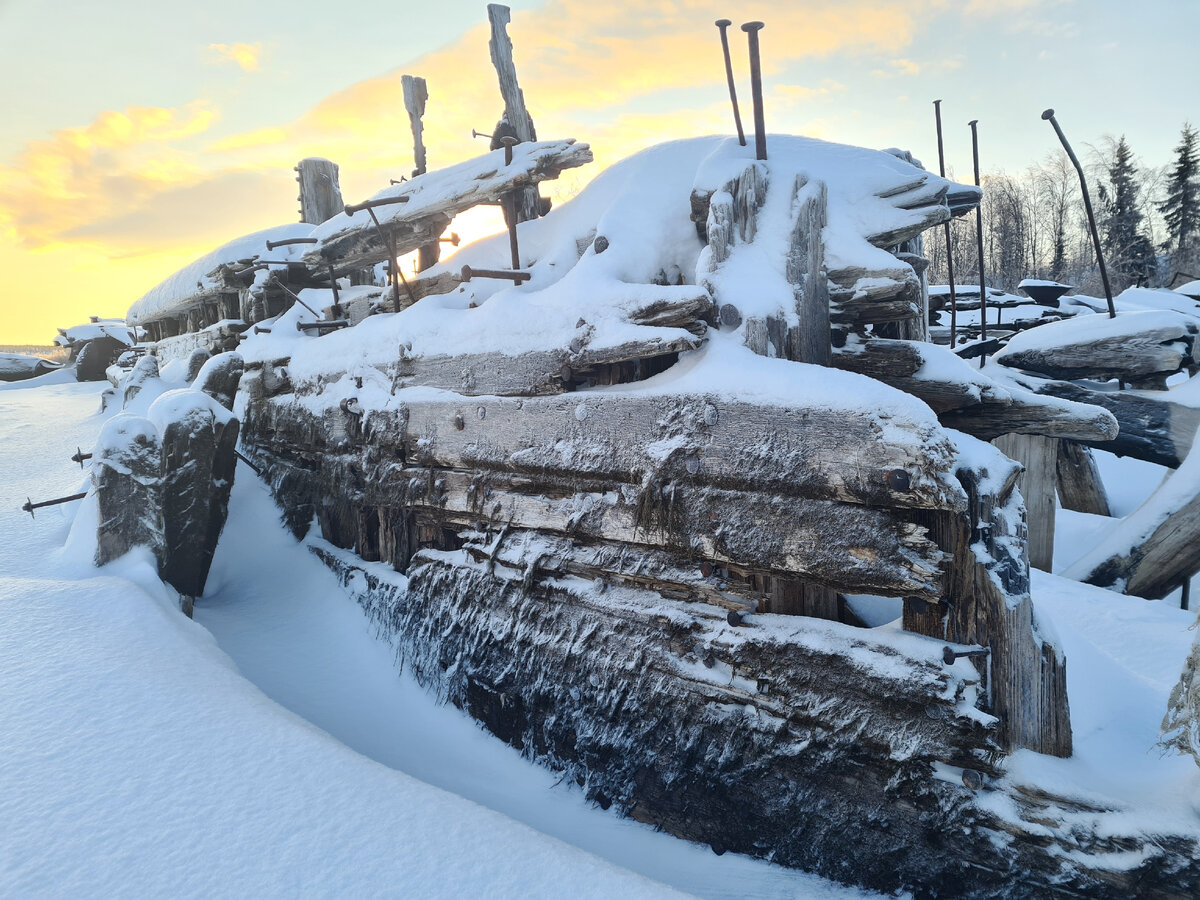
top-left (685, 455), bottom-right (700, 474)
top-left (719, 303), bottom-right (742, 329)
top-left (575, 403), bottom-right (589, 422)
top-left (700, 561), bottom-right (713, 577)
top-left (593, 235), bottom-right (609, 254)
top-left (703, 404), bottom-right (718, 426)
top-left (887, 468), bottom-right (911, 491)
top-left (454, 414), bottom-right (465, 431)
top-left (727, 609), bottom-right (743, 627)
top-left (962, 769), bottom-right (984, 791)
top-left (477, 406), bottom-right (486, 420)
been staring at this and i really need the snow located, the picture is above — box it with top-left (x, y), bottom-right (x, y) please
top-left (995, 307), bottom-right (1198, 360)
top-left (0, 379), bottom-right (879, 898)
top-left (126, 223), bottom-right (315, 325)
top-left (54, 320), bottom-right (136, 347)
top-left (1175, 280), bottom-right (1200, 299)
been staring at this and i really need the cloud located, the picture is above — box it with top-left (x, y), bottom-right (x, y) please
top-left (208, 42), bottom-right (264, 72)
top-left (0, 102), bottom-right (217, 250)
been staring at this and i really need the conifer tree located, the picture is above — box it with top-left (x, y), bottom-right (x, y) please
top-left (1101, 136), bottom-right (1156, 286)
top-left (1159, 123), bottom-right (1198, 256)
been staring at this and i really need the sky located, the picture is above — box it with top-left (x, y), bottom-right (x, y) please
top-left (1, 0), bottom-right (1196, 345)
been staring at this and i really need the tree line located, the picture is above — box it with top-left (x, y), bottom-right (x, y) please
top-left (926, 124), bottom-right (1199, 296)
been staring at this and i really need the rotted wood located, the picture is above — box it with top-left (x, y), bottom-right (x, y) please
top-left (370, 392), bottom-right (965, 512)
top-left (308, 140), bottom-right (591, 276)
top-left (309, 543), bottom-right (1188, 898)
top-left (1069, 457), bottom-right (1200, 599)
top-left (996, 317), bottom-right (1198, 382)
top-left (1056, 440), bottom-right (1112, 516)
top-left (93, 415), bottom-right (164, 569)
top-left (392, 331), bottom-right (702, 396)
top-left (827, 263), bottom-right (922, 326)
top-left (904, 455), bottom-right (1072, 757)
top-left (993, 433), bottom-right (1057, 571)
top-left (831, 338), bottom-right (1119, 441)
top-left (786, 176), bottom-right (830, 365)
top-left (297, 158), bottom-right (344, 226)
top-left (1023, 377), bottom-right (1200, 468)
top-left (487, 3), bottom-right (542, 223)
top-left (279, 455), bottom-right (947, 600)
top-left (402, 74), bottom-right (442, 273)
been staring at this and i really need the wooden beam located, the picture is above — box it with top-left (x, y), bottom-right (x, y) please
top-left (787, 177), bottom-right (830, 365)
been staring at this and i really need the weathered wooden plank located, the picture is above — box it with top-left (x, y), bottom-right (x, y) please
top-left (830, 338), bottom-right (1119, 441)
top-left (827, 264), bottom-right (922, 325)
top-left (904, 451), bottom-right (1072, 757)
top-left (995, 313), bottom-right (1198, 382)
top-left (1056, 440), bottom-right (1112, 517)
top-left (392, 331), bottom-right (701, 396)
top-left (377, 392), bottom-right (965, 512)
top-left (993, 433), bottom-right (1057, 571)
top-left (307, 140), bottom-right (592, 275)
top-left (787, 177), bottom-right (830, 365)
top-left (1023, 378), bottom-right (1200, 468)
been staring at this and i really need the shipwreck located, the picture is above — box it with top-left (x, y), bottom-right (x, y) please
top-left (52, 6), bottom-right (1200, 897)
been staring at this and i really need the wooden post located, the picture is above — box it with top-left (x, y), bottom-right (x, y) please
top-left (1055, 440), bottom-right (1112, 516)
top-left (296, 158), bottom-right (344, 225)
top-left (786, 177), bottom-right (831, 366)
top-left (487, 4), bottom-right (542, 223)
top-left (993, 433), bottom-right (1057, 571)
top-left (402, 74), bottom-right (441, 273)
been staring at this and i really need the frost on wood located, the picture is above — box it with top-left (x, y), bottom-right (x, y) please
top-left (92, 378), bottom-right (240, 611)
top-left (1163, 623), bottom-right (1200, 766)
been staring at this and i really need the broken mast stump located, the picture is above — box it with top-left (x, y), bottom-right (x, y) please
top-left (993, 432), bottom-right (1058, 572)
top-left (402, 74), bottom-right (442, 273)
top-left (487, 3), bottom-right (543, 223)
top-left (296, 158), bottom-right (344, 225)
top-left (93, 415), bottom-right (164, 570)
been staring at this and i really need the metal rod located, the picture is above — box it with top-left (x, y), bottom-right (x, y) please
top-left (969, 119), bottom-right (988, 366)
top-left (943, 645), bottom-right (989, 665)
top-left (22, 492), bottom-right (87, 517)
top-left (264, 237), bottom-right (318, 251)
top-left (366, 208), bottom-right (417, 308)
top-left (741, 22), bottom-right (767, 161)
top-left (715, 20), bottom-right (746, 147)
top-left (460, 264), bottom-right (531, 284)
top-left (234, 449), bottom-right (262, 475)
top-left (499, 137), bottom-right (523, 269)
top-left (72, 447), bottom-right (91, 468)
top-left (934, 100), bottom-right (959, 347)
top-left (440, 232), bottom-right (461, 246)
top-left (327, 265), bottom-right (340, 306)
top-left (1041, 109), bottom-right (1116, 318)
top-left (343, 194), bottom-right (411, 216)
top-left (267, 276), bottom-right (322, 317)
top-left (296, 319), bottom-right (348, 331)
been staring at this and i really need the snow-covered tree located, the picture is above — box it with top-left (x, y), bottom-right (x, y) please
top-left (1098, 136), bottom-right (1157, 288)
top-left (1159, 123), bottom-right (1199, 276)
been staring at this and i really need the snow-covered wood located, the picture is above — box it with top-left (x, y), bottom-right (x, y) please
top-left (307, 140), bottom-right (591, 275)
top-left (93, 415), bottom-right (163, 569)
top-left (995, 308), bottom-right (1199, 383)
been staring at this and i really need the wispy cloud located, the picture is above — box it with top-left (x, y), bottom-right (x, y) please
top-left (0, 102), bottom-right (217, 250)
top-left (208, 42), bottom-right (264, 72)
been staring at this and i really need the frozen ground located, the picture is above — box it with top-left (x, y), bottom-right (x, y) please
top-left (0, 378), bottom-right (873, 898)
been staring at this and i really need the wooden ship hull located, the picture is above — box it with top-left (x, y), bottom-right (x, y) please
top-left (100, 9), bottom-right (1200, 895)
